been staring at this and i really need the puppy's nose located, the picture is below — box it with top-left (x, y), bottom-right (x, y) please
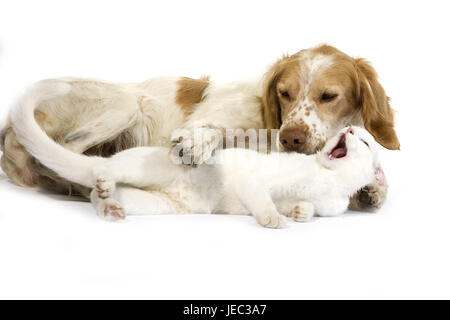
top-left (347, 127), bottom-right (354, 135)
top-left (279, 127), bottom-right (307, 152)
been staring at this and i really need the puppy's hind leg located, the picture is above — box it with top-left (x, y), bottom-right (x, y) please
top-left (92, 147), bottom-right (184, 191)
top-left (89, 154), bottom-right (146, 220)
top-left (114, 186), bottom-right (181, 215)
top-left (89, 147), bottom-right (185, 220)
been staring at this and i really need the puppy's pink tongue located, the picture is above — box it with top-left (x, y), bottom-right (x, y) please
top-left (331, 148), bottom-right (346, 158)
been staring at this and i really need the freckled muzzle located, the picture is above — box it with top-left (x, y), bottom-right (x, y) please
top-left (278, 123), bottom-right (324, 154)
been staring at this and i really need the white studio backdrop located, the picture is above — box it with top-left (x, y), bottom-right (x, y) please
top-left (0, 0), bottom-right (449, 299)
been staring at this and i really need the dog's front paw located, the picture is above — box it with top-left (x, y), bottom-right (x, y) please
top-left (96, 198), bottom-right (126, 221)
top-left (170, 124), bottom-right (222, 166)
top-left (349, 183), bottom-right (387, 211)
top-left (255, 212), bottom-right (286, 229)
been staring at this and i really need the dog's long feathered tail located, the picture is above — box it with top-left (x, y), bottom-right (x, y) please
top-left (10, 81), bottom-right (105, 188)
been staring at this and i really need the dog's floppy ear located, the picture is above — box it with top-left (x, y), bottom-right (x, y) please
top-left (261, 56), bottom-right (289, 130)
top-left (355, 58), bottom-right (400, 150)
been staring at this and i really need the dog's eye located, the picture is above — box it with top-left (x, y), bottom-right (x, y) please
top-left (320, 92), bottom-right (337, 102)
top-left (280, 90), bottom-right (290, 99)
top-left (360, 139), bottom-right (370, 148)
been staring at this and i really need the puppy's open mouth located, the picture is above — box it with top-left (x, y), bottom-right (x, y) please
top-left (328, 134), bottom-right (347, 160)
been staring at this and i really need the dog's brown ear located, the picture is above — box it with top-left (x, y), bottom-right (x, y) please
top-left (261, 57), bottom-right (288, 129)
top-left (355, 58), bottom-right (400, 150)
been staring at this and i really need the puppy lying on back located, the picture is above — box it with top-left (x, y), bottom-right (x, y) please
top-left (10, 83), bottom-right (383, 227)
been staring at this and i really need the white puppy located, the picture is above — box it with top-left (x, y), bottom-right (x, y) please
top-left (11, 82), bottom-right (382, 228)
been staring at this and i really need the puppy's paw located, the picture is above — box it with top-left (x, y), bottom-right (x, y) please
top-left (349, 183), bottom-right (387, 211)
top-left (360, 184), bottom-right (386, 207)
top-left (96, 198), bottom-right (126, 221)
top-left (95, 178), bottom-right (115, 199)
top-left (291, 203), bottom-right (314, 222)
top-left (256, 213), bottom-right (286, 229)
top-left (170, 124), bottom-right (221, 166)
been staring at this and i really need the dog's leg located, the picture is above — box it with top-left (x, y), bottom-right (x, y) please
top-left (234, 177), bottom-right (286, 229)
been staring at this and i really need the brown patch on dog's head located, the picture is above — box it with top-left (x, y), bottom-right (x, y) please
top-left (176, 76), bottom-right (210, 116)
top-left (354, 58), bottom-right (400, 150)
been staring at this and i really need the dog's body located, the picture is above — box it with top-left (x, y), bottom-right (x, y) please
top-left (1, 45), bottom-right (399, 210)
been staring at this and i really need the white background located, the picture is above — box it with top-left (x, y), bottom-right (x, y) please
top-left (0, 0), bottom-right (449, 299)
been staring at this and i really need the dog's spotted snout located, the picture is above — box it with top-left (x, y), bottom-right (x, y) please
top-left (279, 127), bottom-right (307, 152)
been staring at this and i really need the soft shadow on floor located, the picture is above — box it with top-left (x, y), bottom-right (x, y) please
top-left (346, 209), bottom-right (378, 217)
top-left (35, 189), bottom-right (89, 203)
top-left (0, 172), bottom-right (88, 203)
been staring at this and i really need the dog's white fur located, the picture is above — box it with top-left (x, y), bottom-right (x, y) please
top-left (10, 82), bottom-right (379, 227)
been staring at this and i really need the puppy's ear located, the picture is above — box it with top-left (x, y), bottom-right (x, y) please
top-left (355, 58), bottom-right (400, 150)
top-left (261, 56), bottom-right (289, 129)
